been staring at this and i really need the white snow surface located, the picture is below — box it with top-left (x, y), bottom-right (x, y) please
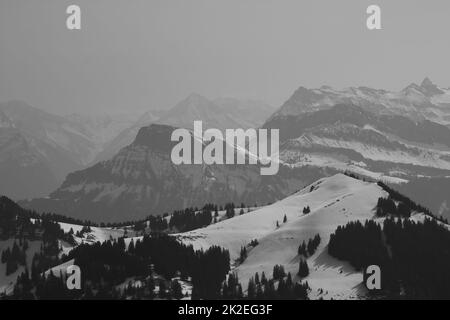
top-left (176, 174), bottom-right (388, 299)
top-left (58, 222), bottom-right (129, 245)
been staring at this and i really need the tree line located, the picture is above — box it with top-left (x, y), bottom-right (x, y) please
top-left (328, 217), bottom-right (450, 299)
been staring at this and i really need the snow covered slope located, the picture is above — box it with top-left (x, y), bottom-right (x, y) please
top-left (176, 174), bottom-right (388, 299)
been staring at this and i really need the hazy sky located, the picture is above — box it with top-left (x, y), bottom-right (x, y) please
top-left (1, 0), bottom-right (450, 115)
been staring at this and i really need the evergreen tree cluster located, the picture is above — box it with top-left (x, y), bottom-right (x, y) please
top-left (1, 240), bottom-right (27, 275)
top-left (328, 220), bottom-right (388, 271)
top-left (191, 245), bottom-right (231, 299)
top-left (246, 271), bottom-right (309, 300)
top-left (221, 273), bottom-right (243, 299)
top-left (0, 196), bottom-right (75, 245)
top-left (148, 215), bottom-right (168, 232)
top-left (272, 265), bottom-right (286, 280)
top-left (133, 202), bottom-right (245, 234)
top-left (297, 234), bottom-right (321, 257)
top-left (302, 206), bottom-right (311, 214)
top-left (297, 259), bottom-right (309, 278)
top-left (11, 233), bottom-right (231, 300)
top-left (169, 204), bottom-right (214, 232)
top-left (121, 277), bottom-right (185, 300)
top-left (343, 171), bottom-right (369, 182)
top-left (328, 217), bottom-right (450, 299)
top-left (249, 239), bottom-right (259, 247)
top-left (239, 246), bottom-right (247, 263)
top-left (377, 182), bottom-right (447, 222)
top-left (238, 239), bottom-right (259, 264)
top-left (12, 269), bottom-right (80, 300)
top-left (220, 268), bottom-right (309, 300)
top-left (74, 225), bottom-right (92, 238)
top-left (30, 242), bottom-right (63, 283)
top-left (225, 203), bottom-right (236, 219)
top-left (376, 197), bottom-right (411, 218)
top-left (0, 196), bottom-right (22, 238)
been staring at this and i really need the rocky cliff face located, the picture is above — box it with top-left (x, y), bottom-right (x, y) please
top-left (263, 82), bottom-right (450, 182)
top-left (22, 124), bottom-right (330, 222)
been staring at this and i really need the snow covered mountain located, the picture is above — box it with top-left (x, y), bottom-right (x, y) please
top-left (0, 94), bottom-right (274, 205)
top-left (0, 101), bottom-right (99, 166)
top-left (65, 112), bottom-right (141, 159)
top-left (269, 77), bottom-right (450, 127)
top-left (91, 95), bottom-right (273, 163)
top-left (0, 101), bottom-right (97, 199)
top-left (0, 127), bottom-right (59, 199)
top-left (0, 102), bottom-right (144, 199)
top-left (262, 80), bottom-right (450, 182)
top-left (0, 196), bottom-right (132, 295)
top-left (156, 93), bottom-right (274, 131)
top-left (21, 123), bottom-right (332, 223)
top-left (92, 110), bottom-right (164, 163)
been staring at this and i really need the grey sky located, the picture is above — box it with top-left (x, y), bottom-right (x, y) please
top-left (1, 0), bottom-right (450, 115)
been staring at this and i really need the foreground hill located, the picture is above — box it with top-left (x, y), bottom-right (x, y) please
top-left (3, 174), bottom-right (450, 299)
top-left (176, 174), bottom-right (388, 299)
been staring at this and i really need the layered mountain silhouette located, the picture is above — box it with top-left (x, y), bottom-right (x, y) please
top-left (21, 123), bottom-right (329, 222)
top-left (14, 78), bottom-right (450, 221)
top-left (156, 93), bottom-right (274, 131)
top-left (92, 94), bottom-right (273, 162)
top-left (0, 96), bottom-right (273, 200)
top-left (262, 79), bottom-right (450, 183)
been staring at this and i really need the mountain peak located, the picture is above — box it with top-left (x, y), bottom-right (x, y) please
top-left (420, 77), bottom-right (444, 96)
top-left (184, 93), bottom-right (210, 104)
top-left (132, 123), bottom-right (178, 152)
top-left (421, 77), bottom-right (434, 87)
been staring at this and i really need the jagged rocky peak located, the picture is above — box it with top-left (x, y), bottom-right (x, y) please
top-left (403, 77), bottom-right (445, 96)
top-left (420, 77), bottom-right (445, 96)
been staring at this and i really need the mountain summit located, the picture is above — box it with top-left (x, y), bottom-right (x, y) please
top-left (156, 94), bottom-right (274, 131)
top-left (269, 79), bottom-right (450, 126)
top-left (420, 77), bottom-right (445, 96)
top-left (22, 122), bottom-right (326, 222)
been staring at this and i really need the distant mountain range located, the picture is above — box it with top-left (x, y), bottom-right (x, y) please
top-left (269, 77), bottom-right (450, 126)
top-left (0, 100), bottom-right (140, 199)
top-left (0, 101), bottom-right (97, 199)
top-left (94, 95), bottom-right (274, 163)
top-left (9, 78), bottom-right (450, 221)
top-left (261, 78), bottom-right (450, 219)
top-left (156, 94), bottom-right (274, 131)
top-left (22, 123), bottom-right (329, 222)
top-left (0, 96), bottom-right (273, 200)
top-left (263, 78), bottom-right (450, 180)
